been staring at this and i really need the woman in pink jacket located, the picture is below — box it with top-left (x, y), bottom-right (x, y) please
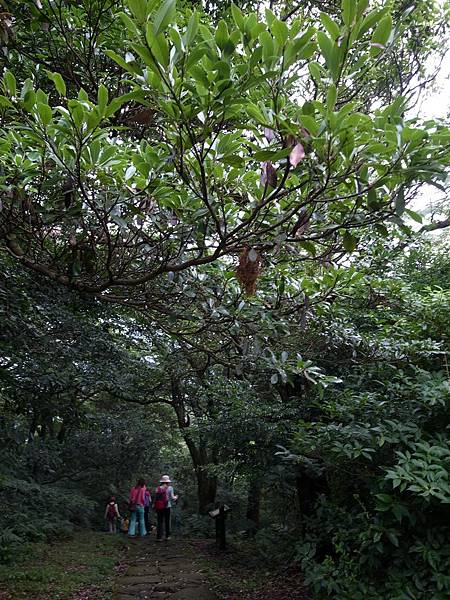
top-left (128, 478), bottom-right (147, 537)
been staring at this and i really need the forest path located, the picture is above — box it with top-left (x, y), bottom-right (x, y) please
top-left (113, 538), bottom-right (217, 600)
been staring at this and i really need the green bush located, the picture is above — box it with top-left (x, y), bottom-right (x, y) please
top-left (253, 524), bottom-right (297, 564)
top-left (0, 459), bottom-right (97, 562)
top-left (296, 506), bottom-right (450, 599)
top-left (0, 528), bottom-right (21, 564)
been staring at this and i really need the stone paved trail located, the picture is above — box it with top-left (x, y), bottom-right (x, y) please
top-left (114, 538), bottom-right (217, 600)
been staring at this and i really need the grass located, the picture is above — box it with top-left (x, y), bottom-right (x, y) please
top-left (0, 531), bottom-right (127, 600)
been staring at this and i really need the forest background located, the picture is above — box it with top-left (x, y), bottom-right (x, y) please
top-left (0, 0), bottom-right (449, 598)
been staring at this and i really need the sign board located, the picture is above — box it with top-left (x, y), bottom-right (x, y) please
top-left (208, 504), bottom-right (231, 518)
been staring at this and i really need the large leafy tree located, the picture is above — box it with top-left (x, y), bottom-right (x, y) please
top-left (0, 0), bottom-right (449, 320)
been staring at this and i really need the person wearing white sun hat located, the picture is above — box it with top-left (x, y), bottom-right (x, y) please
top-left (153, 475), bottom-right (178, 541)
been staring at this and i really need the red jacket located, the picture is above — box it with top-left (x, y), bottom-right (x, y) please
top-left (129, 485), bottom-right (146, 507)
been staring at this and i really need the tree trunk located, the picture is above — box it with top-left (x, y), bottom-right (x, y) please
top-left (181, 435), bottom-right (218, 513)
top-left (170, 377), bottom-right (218, 513)
top-left (197, 467), bottom-right (217, 514)
top-left (296, 471), bottom-right (326, 521)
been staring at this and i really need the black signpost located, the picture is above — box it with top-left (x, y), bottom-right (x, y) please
top-left (209, 504), bottom-right (231, 550)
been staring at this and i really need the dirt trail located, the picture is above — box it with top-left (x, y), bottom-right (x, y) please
top-left (114, 538), bottom-right (217, 600)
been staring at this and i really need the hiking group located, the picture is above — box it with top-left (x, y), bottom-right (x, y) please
top-left (104, 475), bottom-right (178, 541)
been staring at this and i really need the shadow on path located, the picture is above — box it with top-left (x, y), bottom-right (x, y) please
top-left (114, 538), bottom-right (217, 600)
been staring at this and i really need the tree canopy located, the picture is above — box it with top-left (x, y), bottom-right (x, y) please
top-left (1, 1), bottom-right (449, 314)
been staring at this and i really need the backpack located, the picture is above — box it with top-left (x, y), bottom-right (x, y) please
top-left (106, 502), bottom-right (116, 519)
top-left (154, 486), bottom-right (168, 510)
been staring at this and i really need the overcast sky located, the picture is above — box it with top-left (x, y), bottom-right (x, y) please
top-left (418, 46), bottom-right (450, 120)
top-left (411, 1), bottom-right (449, 221)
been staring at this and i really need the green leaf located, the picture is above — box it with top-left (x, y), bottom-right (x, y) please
top-left (405, 209), bottom-right (423, 224)
top-left (358, 8), bottom-right (389, 40)
top-left (317, 32), bottom-right (338, 81)
top-left (49, 72), bottom-right (66, 96)
top-left (145, 28), bottom-right (169, 67)
top-left (295, 26), bottom-right (316, 48)
top-left (189, 64), bottom-right (209, 87)
top-left (342, 0), bottom-right (356, 27)
top-left (37, 102), bottom-right (52, 126)
top-left (299, 114), bottom-right (319, 136)
top-left (299, 241), bottom-right (317, 256)
top-left (153, 0), bottom-right (176, 36)
top-left (215, 19), bottom-right (229, 50)
top-left (3, 71), bottom-right (16, 97)
top-left (271, 19), bottom-right (289, 46)
top-left (71, 259), bottom-right (82, 278)
top-left (297, 42), bottom-right (316, 61)
top-left (259, 31), bottom-right (275, 65)
top-left (370, 14), bottom-right (392, 56)
top-left (231, 3), bottom-right (245, 32)
top-left (22, 90), bottom-right (36, 111)
top-left (367, 188), bottom-right (379, 210)
top-left (184, 11), bottom-right (199, 47)
top-left (245, 103), bottom-right (267, 124)
top-left (357, 0), bottom-right (370, 17)
top-left (78, 88), bottom-right (89, 101)
top-left (97, 84), bottom-right (108, 114)
top-left (221, 155), bottom-right (245, 168)
top-left (0, 95), bottom-right (13, 108)
top-left (128, 0), bottom-right (148, 23)
top-left (36, 89), bottom-right (49, 105)
top-left (105, 49), bottom-right (139, 73)
top-left (265, 8), bottom-right (276, 26)
top-left (118, 11), bottom-right (140, 36)
top-left (375, 223), bottom-right (388, 237)
top-left (327, 84), bottom-right (337, 112)
top-left (386, 531), bottom-right (399, 547)
top-left (317, 31), bottom-right (332, 62)
top-left (308, 61), bottom-right (323, 82)
top-left (20, 78), bottom-right (33, 98)
top-left (131, 43), bottom-right (159, 74)
top-left (395, 187), bottom-right (405, 216)
top-left (70, 103), bottom-right (85, 128)
top-left (223, 37), bottom-right (237, 57)
top-left (342, 230), bottom-right (357, 252)
top-left (376, 494), bottom-right (393, 504)
top-left (169, 27), bottom-right (182, 53)
top-left (253, 148), bottom-right (291, 162)
top-left (320, 12), bottom-right (340, 40)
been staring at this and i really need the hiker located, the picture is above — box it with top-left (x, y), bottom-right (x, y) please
top-left (128, 478), bottom-right (147, 537)
top-left (144, 486), bottom-right (152, 534)
top-left (104, 496), bottom-right (121, 533)
top-left (154, 475), bottom-right (178, 541)
top-left (121, 515), bottom-right (129, 534)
